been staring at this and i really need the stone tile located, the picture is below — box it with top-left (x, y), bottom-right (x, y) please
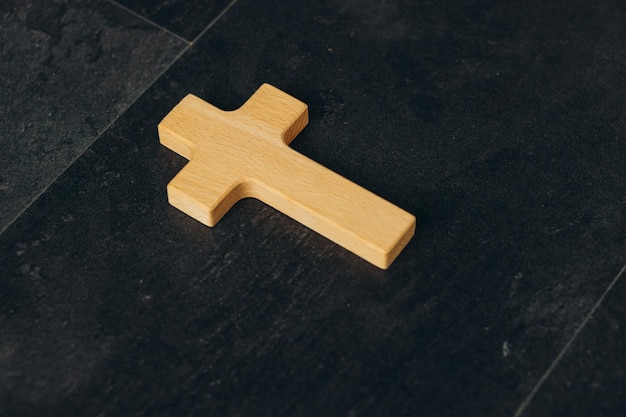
top-left (0, 0), bottom-right (187, 233)
top-left (113, 0), bottom-right (231, 41)
top-left (520, 266), bottom-right (626, 417)
top-left (1, 0), bottom-right (626, 415)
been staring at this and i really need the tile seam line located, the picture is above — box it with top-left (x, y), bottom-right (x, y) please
top-left (191, 0), bottom-right (240, 45)
top-left (512, 261), bottom-right (626, 417)
top-left (0, 0), bottom-right (242, 237)
top-left (0, 43), bottom-right (187, 237)
top-left (106, 0), bottom-right (192, 45)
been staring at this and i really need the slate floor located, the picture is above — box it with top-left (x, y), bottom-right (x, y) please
top-left (1, 0), bottom-right (626, 416)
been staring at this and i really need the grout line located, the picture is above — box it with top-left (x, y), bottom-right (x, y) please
top-left (106, 0), bottom-right (192, 45)
top-left (512, 261), bottom-right (626, 417)
top-left (0, 0), bottom-right (242, 237)
top-left (0, 44), bottom-right (190, 237)
top-left (191, 0), bottom-right (240, 45)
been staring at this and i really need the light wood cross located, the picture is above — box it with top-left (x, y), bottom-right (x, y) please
top-left (159, 84), bottom-right (415, 269)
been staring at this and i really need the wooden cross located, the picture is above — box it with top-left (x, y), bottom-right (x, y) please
top-left (158, 84), bottom-right (415, 269)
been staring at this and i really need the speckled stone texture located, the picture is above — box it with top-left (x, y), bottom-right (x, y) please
top-left (113, 0), bottom-right (232, 41)
top-left (521, 266), bottom-right (626, 417)
top-left (1, 0), bottom-right (626, 416)
top-left (0, 0), bottom-right (186, 232)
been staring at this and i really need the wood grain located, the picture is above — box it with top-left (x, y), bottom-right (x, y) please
top-left (158, 84), bottom-right (415, 268)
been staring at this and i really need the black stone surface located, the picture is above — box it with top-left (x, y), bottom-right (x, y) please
top-left (520, 266), bottom-right (626, 417)
top-left (1, 0), bottom-right (626, 416)
top-left (0, 0), bottom-right (186, 232)
top-left (113, 0), bottom-right (231, 41)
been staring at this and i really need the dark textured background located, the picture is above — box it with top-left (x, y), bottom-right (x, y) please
top-left (1, 0), bottom-right (626, 416)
